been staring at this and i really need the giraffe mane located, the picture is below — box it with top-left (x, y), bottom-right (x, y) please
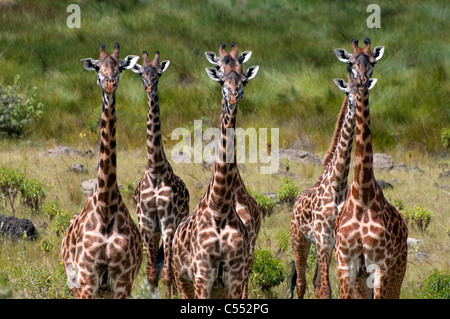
top-left (322, 95), bottom-right (349, 169)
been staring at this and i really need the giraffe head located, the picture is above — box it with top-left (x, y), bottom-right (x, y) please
top-left (333, 67), bottom-right (378, 110)
top-left (334, 38), bottom-right (384, 88)
top-left (80, 43), bottom-right (139, 93)
top-left (131, 51), bottom-right (170, 93)
top-left (205, 42), bottom-right (259, 105)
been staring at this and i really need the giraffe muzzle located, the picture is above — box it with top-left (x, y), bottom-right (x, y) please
top-left (228, 91), bottom-right (240, 104)
top-left (104, 77), bottom-right (116, 93)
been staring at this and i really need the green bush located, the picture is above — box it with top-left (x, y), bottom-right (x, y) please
top-left (42, 201), bottom-right (72, 237)
top-left (20, 178), bottom-right (46, 211)
top-left (441, 128), bottom-right (450, 148)
top-left (248, 189), bottom-right (277, 218)
top-left (0, 165), bottom-right (25, 215)
top-left (276, 178), bottom-right (300, 205)
top-left (401, 204), bottom-right (433, 231)
top-left (0, 165), bottom-right (45, 215)
top-left (0, 75), bottom-right (44, 137)
top-left (251, 249), bottom-right (286, 292)
top-left (17, 261), bottom-right (71, 299)
top-left (421, 270), bottom-right (450, 299)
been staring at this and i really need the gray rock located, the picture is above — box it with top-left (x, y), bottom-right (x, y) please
top-left (392, 162), bottom-right (409, 172)
top-left (68, 163), bottom-right (88, 174)
top-left (373, 153), bottom-right (394, 170)
top-left (439, 170), bottom-right (450, 179)
top-left (81, 179), bottom-right (96, 197)
top-left (194, 182), bottom-right (203, 189)
top-left (411, 165), bottom-right (425, 174)
top-left (376, 179), bottom-right (393, 189)
top-left (43, 146), bottom-right (82, 157)
top-left (275, 148), bottom-right (322, 166)
top-left (407, 237), bottom-right (424, 247)
top-left (0, 214), bottom-right (37, 240)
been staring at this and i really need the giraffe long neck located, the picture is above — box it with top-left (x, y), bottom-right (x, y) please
top-left (146, 88), bottom-right (168, 174)
top-left (351, 87), bottom-right (376, 204)
top-left (96, 91), bottom-right (119, 218)
top-left (328, 96), bottom-right (355, 197)
top-left (207, 98), bottom-right (237, 213)
top-left (322, 96), bottom-right (349, 169)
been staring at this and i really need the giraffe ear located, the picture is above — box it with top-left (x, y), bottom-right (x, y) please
top-left (244, 65), bottom-right (259, 81)
top-left (80, 58), bottom-right (99, 71)
top-left (334, 49), bottom-right (351, 63)
top-left (333, 79), bottom-right (348, 91)
top-left (120, 55), bottom-right (139, 71)
top-left (130, 63), bottom-right (142, 74)
top-left (372, 46), bottom-right (384, 61)
top-left (159, 60), bottom-right (170, 74)
top-left (367, 78), bottom-right (377, 90)
top-left (239, 51), bottom-right (252, 64)
top-left (205, 52), bottom-right (219, 65)
top-left (205, 67), bottom-right (222, 82)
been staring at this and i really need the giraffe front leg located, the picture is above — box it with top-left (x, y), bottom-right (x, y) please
top-left (161, 226), bottom-right (175, 299)
top-left (139, 215), bottom-right (161, 296)
top-left (193, 268), bottom-right (215, 299)
top-left (76, 270), bottom-right (98, 299)
top-left (314, 242), bottom-right (334, 299)
top-left (291, 233), bottom-right (310, 299)
top-left (336, 250), bottom-right (358, 299)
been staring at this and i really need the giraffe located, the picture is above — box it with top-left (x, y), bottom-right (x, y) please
top-left (61, 43), bottom-right (143, 299)
top-left (130, 50), bottom-right (190, 299)
top-left (205, 42), bottom-right (261, 299)
top-left (289, 64), bottom-right (377, 298)
top-left (171, 42), bottom-right (259, 299)
top-left (333, 38), bottom-right (408, 299)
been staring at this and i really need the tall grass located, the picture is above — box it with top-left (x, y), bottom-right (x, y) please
top-left (0, 0), bottom-right (448, 154)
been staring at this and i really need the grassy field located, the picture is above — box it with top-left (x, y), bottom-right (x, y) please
top-left (0, 140), bottom-right (448, 299)
top-left (0, 0), bottom-right (449, 299)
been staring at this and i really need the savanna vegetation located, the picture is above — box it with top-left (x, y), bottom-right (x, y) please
top-left (0, 0), bottom-right (448, 299)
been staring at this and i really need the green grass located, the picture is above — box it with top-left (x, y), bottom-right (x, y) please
top-left (0, 140), bottom-right (448, 298)
top-left (0, 0), bottom-right (448, 153)
top-left (0, 0), bottom-right (449, 299)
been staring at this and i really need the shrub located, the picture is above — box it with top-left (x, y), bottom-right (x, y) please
top-left (421, 270), bottom-right (450, 299)
top-left (393, 199), bottom-right (406, 211)
top-left (248, 189), bottom-right (277, 218)
top-left (20, 178), bottom-right (46, 211)
top-left (40, 238), bottom-right (53, 253)
top-left (402, 204), bottom-right (433, 231)
top-left (17, 261), bottom-right (71, 299)
top-left (275, 230), bottom-right (290, 253)
top-left (42, 201), bottom-right (72, 237)
top-left (0, 75), bottom-right (44, 137)
top-left (251, 249), bottom-right (286, 293)
top-left (0, 165), bottom-right (46, 215)
top-left (441, 128), bottom-right (450, 148)
top-left (276, 178), bottom-right (300, 205)
top-left (121, 181), bottom-right (137, 204)
top-left (0, 165), bottom-right (25, 215)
